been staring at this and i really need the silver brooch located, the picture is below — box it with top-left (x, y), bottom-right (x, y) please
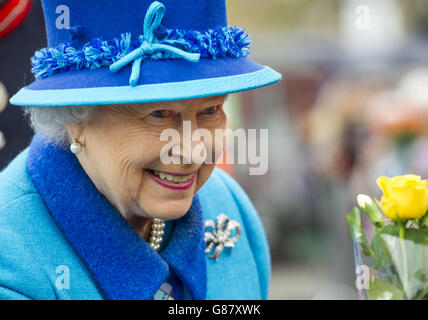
top-left (204, 213), bottom-right (241, 261)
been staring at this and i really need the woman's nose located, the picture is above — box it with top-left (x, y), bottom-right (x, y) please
top-left (171, 128), bottom-right (208, 165)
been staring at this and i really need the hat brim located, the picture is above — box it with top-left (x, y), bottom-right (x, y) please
top-left (9, 57), bottom-right (282, 107)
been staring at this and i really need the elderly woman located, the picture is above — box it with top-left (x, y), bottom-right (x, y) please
top-left (1, 0), bottom-right (281, 300)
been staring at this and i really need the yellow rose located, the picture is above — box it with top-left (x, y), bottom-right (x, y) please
top-left (376, 174), bottom-right (428, 220)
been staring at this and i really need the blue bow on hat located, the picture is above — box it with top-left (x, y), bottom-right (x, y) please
top-left (110, 1), bottom-right (201, 87)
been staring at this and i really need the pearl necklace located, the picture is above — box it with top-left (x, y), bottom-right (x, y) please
top-left (149, 218), bottom-right (165, 251)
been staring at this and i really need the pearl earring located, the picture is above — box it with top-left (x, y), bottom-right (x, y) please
top-left (70, 138), bottom-right (82, 154)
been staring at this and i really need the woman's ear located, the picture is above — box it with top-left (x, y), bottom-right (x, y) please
top-left (66, 123), bottom-right (86, 146)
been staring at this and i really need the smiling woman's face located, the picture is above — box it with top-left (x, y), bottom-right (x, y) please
top-left (67, 95), bottom-right (228, 223)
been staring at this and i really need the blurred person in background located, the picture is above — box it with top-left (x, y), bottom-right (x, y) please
top-left (0, 0), bottom-right (44, 169)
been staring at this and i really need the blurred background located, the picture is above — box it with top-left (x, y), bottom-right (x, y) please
top-left (225, 0), bottom-right (428, 299)
top-left (3, 0), bottom-right (428, 299)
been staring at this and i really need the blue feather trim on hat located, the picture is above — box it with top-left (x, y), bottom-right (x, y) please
top-left (31, 25), bottom-right (251, 79)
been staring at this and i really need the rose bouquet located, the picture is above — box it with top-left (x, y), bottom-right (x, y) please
top-left (346, 174), bottom-right (428, 300)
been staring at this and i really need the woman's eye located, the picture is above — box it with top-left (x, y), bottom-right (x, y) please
top-left (199, 105), bottom-right (220, 115)
top-left (149, 110), bottom-right (173, 118)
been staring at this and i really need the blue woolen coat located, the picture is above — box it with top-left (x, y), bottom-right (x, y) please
top-left (0, 134), bottom-right (270, 300)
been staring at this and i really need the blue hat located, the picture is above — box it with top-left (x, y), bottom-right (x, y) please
top-left (10, 0), bottom-right (282, 107)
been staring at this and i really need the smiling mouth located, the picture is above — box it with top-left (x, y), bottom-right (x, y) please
top-left (145, 169), bottom-right (196, 190)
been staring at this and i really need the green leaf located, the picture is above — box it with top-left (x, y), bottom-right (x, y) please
top-left (404, 229), bottom-right (428, 245)
top-left (357, 194), bottom-right (384, 228)
top-left (381, 223), bottom-right (428, 244)
top-left (367, 278), bottom-right (404, 300)
top-left (346, 207), bottom-right (373, 258)
top-left (371, 231), bottom-right (391, 270)
top-left (378, 223), bottom-right (399, 236)
top-left (380, 232), bottom-right (428, 299)
top-left (377, 222), bottom-right (428, 246)
top-left (420, 212), bottom-right (428, 233)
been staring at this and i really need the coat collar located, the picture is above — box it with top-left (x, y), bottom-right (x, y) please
top-left (26, 133), bottom-right (206, 300)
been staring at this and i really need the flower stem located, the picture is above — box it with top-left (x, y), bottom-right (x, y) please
top-left (398, 222), bottom-right (409, 299)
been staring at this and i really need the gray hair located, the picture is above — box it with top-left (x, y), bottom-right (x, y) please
top-left (23, 106), bottom-right (97, 148)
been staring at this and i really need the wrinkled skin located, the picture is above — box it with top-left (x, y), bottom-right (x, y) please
top-left (66, 94), bottom-right (228, 239)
